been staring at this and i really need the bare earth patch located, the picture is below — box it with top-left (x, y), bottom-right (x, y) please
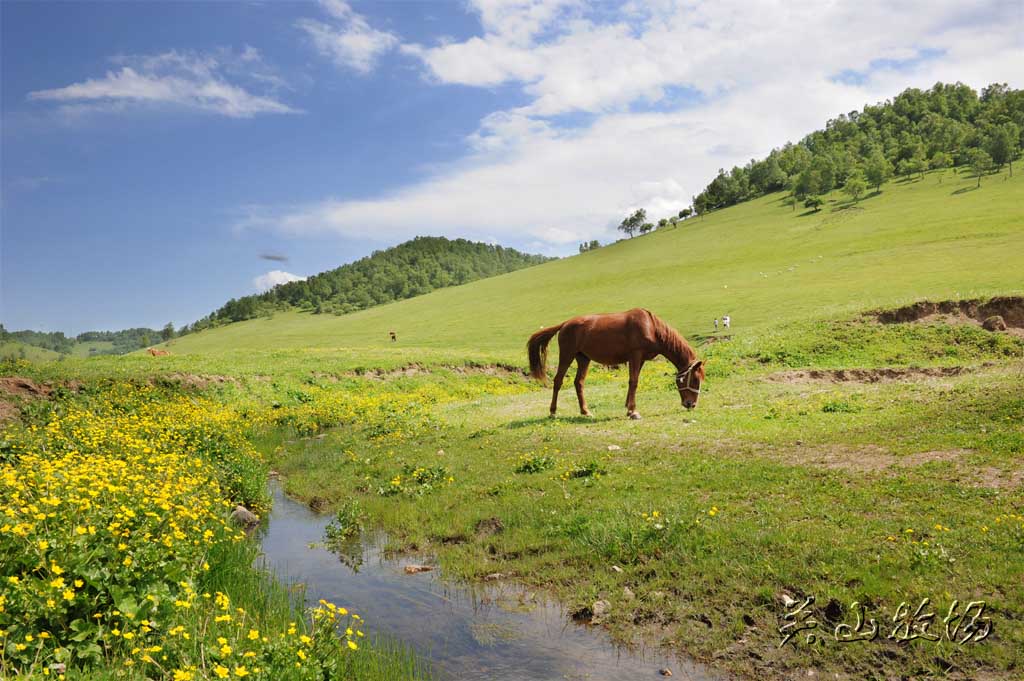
top-left (774, 445), bottom-right (969, 474)
top-left (0, 400), bottom-right (20, 424)
top-left (0, 376), bottom-right (52, 399)
top-left (773, 445), bottom-right (1022, 489)
top-left (870, 296), bottom-right (1024, 337)
top-left (766, 366), bottom-right (968, 383)
top-left (347, 363), bottom-right (526, 379)
top-left (154, 373), bottom-right (237, 390)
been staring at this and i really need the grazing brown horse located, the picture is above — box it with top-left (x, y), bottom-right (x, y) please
top-left (527, 308), bottom-right (704, 419)
top-left (147, 348), bottom-right (171, 357)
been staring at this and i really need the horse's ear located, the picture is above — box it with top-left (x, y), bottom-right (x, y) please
top-left (693, 360), bottom-right (704, 371)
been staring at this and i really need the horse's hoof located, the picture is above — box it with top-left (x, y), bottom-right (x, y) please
top-left (581, 411), bottom-right (593, 418)
top-left (548, 412), bottom-right (557, 419)
top-left (628, 412), bottom-right (642, 420)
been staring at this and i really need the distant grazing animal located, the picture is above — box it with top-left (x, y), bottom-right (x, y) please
top-left (147, 348), bottom-right (170, 357)
top-left (722, 315), bottom-right (731, 329)
top-left (527, 308), bottom-right (704, 420)
top-left (389, 331), bottom-right (397, 342)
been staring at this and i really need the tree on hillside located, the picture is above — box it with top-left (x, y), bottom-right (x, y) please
top-left (804, 196), bottom-right (824, 212)
top-left (639, 222), bottom-right (654, 235)
top-left (843, 172), bottom-right (867, 202)
top-left (160, 323), bottom-right (175, 341)
top-left (971, 148), bottom-right (994, 187)
top-left (929, 151), bottom-right (952, 182)
top-left (657, 218), bottom-right (668, 229)
top-left (987, 122), bottom-right (1020, 176)
top-left (618, 209), bottom-right (646, 238)
top-left (678, 207), bottom-right (692, 219)
top-left (864, 150), bottom-right (893, 193)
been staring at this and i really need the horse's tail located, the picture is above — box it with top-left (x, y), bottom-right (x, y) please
top-left (527, 323), bottom-right (564, 381)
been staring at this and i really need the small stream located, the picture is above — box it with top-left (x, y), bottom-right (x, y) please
top-left (259, 482), bottom-right (725, 680)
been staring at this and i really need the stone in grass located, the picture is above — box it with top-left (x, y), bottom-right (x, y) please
top-left (607, 445), bottom-right (622, 451)
top-left (590, 599), bottom-right (611, 625)
top-left (659, 669), bottom-right (673, 677)
top-left (404, 565), bottom-right (434, 574)
top-left (622, 586), bottom-right (636, 601)
top-left (230, 505), bottom-right (259, 527)
top-left (982, 315), bottom-right (1007, 332)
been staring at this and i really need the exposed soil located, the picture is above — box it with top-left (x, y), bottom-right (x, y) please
top-left (154, 373), bottom-right (237, 390)
top-left (776, 445), bottom-right (969, 474)
top-left (871, 296), bottom-right (1024, 336)
top-left (0, 400), bottom-right (20, 424)
top-left (345, 363), bottom-right (526, 379)
top-left (767, 366), bottom-right (969, 384)
top-left (0, 376), bottom-right (52, 399)
top-left (776, 445), bottom-right (1022, 490)
top-left (0, 376), bottom-right (84, 423)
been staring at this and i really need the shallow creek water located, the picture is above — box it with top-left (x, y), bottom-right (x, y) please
top-left (260, 482), bottom-right (727, 680)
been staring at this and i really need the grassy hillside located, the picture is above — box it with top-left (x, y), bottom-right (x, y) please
top-left (0, 340), bottom-right (61, 362)
top-left (166, 167), bottom-right (1023, 357)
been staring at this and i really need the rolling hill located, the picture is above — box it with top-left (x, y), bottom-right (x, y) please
top-left (165, 166), bottom-right (1023, 358)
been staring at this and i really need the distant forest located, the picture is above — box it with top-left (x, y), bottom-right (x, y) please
top-left (182, 236), bottom-right (551, 333)
top-left (689, 82), bottom-right (1022, 214)
top-left (0, 325), bottom-right (170, 357)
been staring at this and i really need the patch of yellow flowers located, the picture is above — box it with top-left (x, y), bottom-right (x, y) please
top-left (1, 383), bottom-right (362, 679)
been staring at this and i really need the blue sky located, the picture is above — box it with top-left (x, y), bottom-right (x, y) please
top-left (2, 1), bottom-right (1021, 334)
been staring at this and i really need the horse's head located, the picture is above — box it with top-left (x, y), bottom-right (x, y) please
top-left (675, 360), bottom-right (704, 410)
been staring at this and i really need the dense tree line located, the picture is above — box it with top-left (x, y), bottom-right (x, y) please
top-left (690, 82), bottom-right (1022, 213)
top-left (0, 325), bottom-right (167, 355)
top-left (183, 236), bottom-right (551, 331)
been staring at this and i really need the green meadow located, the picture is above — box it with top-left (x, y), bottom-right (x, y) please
top-left (3, 166), bottom-right (1023, 680)
top-left (163, 167), bottom-right (1023, 357)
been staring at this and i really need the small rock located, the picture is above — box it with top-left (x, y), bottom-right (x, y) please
top-left (607, 444), bottom-right (622, 451)
top-left (230, 505), bottom-right (259, 526)
top-left (590, 599), bottom-right (611, 625)
top-left (610, 565), bottom-right (623, 573)
top-left (404, 565), bottom-right (434, 574)
top-left (779, 592), bottom-right (798, 608)
top-left (475, 517), bottom-right (504, 536)
top-left (622, 586), bottom-right (636, 601)
top-left (484, 572), bottom-right (505, 581)
top-left (659, 669), bottom-right (673, 677)
top-left (437, 449), bottom-right (445, 456)
top-left (982, 315), bottom-right (1007, 332)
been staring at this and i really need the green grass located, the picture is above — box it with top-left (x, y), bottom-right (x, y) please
top-left (6, 166), bottom-right (1023, 680)
top-left (164, 167), bottom-right (1022, 358)
top-left (0, 341), bottom-right (60, 362)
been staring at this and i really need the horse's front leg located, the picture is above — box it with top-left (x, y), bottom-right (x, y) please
top-left (574, 354), bottom-right (592, 416)
top-left (625, 356), bottom-right (644, 419)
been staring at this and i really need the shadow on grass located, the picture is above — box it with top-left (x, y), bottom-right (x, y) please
top-left (505, 414), bottom-right (616, 429)
top-left (951, 185), bottom-right (980, 196)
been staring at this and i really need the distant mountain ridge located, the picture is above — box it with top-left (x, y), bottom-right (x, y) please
top-left (182, 236), bottom-right (553, 334)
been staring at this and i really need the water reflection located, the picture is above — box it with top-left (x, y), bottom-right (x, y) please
top-left (259, 482), bottom-right (725, 680)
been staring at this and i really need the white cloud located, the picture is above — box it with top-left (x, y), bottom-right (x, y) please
top-left (297, 0), bottom-right (398, 74)
top-left (28, 48), bottom-right (298, 118)
top-left (247, 1), bottom-right (1023, 252)
top-left (253, 270), bottom-right (306, 292)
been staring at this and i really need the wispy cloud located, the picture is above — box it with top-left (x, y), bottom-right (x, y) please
top-left (297, 0), bottom-right (399, 74)
top-left (28, 48), bottom-right (299, 118)
top-left (249, 0), bottom-right (1024, 251)
top-left (253, 270), bottom-right (306, 292)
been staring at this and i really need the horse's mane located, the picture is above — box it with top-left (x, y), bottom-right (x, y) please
top-left (650, 311), bottom-right (696, 364)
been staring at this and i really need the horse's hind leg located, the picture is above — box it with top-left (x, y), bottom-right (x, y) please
top-left (549, 354), bottom-right (573, 417)
top-left (574, 354), bottom-right (592, 416)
